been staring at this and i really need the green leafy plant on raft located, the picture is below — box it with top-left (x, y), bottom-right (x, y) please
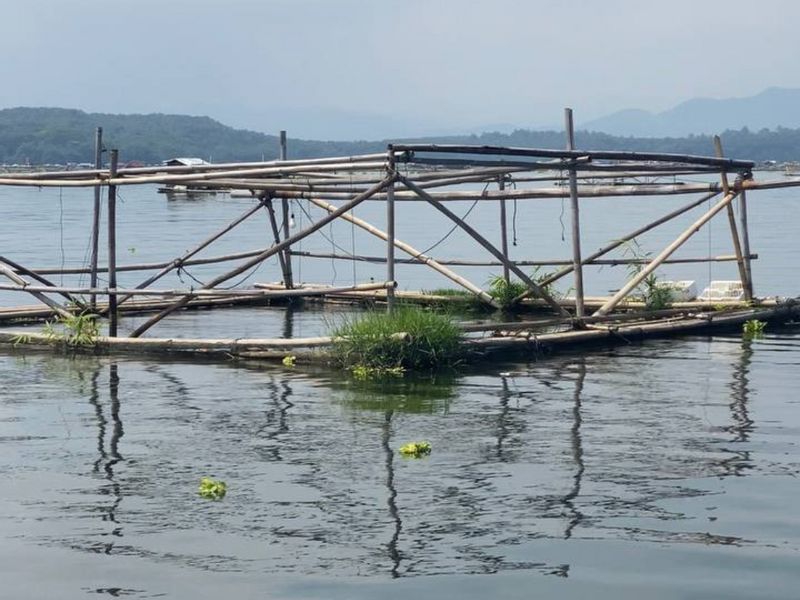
top-left (620, 240), bottom-right (672, 311)
top-left (743, 319), bottom-right (766, 338)
top-left (331, 307), bottom-right (463, 372)
top-left (398, 441), bottom-right (432, 458)
top-left (486, 268), bottom-right (561, 311)
top-left (198, 477), bottom-right (227, 500)
top-left (487, 275), bottom-right (528, 310)
top-left (43, 312), bottom-right (100, 347)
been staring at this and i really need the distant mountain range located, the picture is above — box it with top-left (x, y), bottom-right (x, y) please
top-left (2, 98), bottom-right (800, 166)
top-left (580, 87), bottom-right (800, 137)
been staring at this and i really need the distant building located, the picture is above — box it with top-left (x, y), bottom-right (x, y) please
top-left (162, 157), bottom-right (211, 167)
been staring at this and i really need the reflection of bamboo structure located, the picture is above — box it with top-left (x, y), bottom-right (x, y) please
top-left (1, 116), bottom-right (797, 354)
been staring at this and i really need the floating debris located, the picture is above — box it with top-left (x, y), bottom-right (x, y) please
top-left (198, 477), bottom-right (227, 500)
top-left (743, 319), bottom-right (767, 338)
top-left (399, 441), bottom-right (432, 458)
top-left (282, 355), bottom-right (297, 367)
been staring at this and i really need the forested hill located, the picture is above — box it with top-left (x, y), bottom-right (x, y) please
top-left (2, 107), bottom-right (799, 165)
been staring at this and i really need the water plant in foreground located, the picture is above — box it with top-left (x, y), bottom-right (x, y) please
top-left (743, 319), bottom-right (767, 338)
top-left (198, 477), bottom-right (227, 500)
top-left (331, 307), bottom-right (463, 371)
top-left (398, 441), bottom-right (432, 457)
top-left (43, 312), bottom-right (100, 347)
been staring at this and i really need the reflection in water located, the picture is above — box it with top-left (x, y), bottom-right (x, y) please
top-left (562, 360), bottom-right (586, 541)
top-left (257, 376), bottom-right (294, 461)
top-left (282, 303), bottom-right (296, 339)
top-left (381, 410), bottom-right (402, 578)
top-left (88, 362), bottom-right (125, 553)
top-left (720, 340), bottom-right (756, 476)
top-left (496, 377), bottom-right (511, 460)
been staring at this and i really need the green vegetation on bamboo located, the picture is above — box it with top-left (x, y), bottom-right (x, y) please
top-left (331, 307), bottom-right (463, 371)
top-left (43, 312), bottom-right (99, 347)
top-left (621, 240), bottom-right (673, 311)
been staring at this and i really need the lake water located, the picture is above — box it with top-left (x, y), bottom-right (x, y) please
top-left (1, 178), bottom-right (800, 598)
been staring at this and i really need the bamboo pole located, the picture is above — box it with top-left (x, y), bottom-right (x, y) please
top-left (0, 255), bottom-right (84, 306)
top-left (89, 126), bottom-right (103, 309)
top-left (128, 175), bottom-right (397, 337)
top-left (288, 250), bottom-right (755, 267)
top-left (0, 280), bottom-right (395, 298)
top-left (397, 174), bottom-right (569, 316)
top-left (739, 189), bottom-right (754, 298)
top-left (0, 152), bottom-right (391, 180)
top-left (594, 190), bottom-right (739, 316)
top-left (264, 197), bottom-right (293, 290)
top-left (714, 136), bottom-right (751, 301)
top-left (278, 130), bottom-right (294, 289)
top-left (499, 176), bottom-right (510, 283)
top-left (0, 262), bottom-right (73, 319)
top-left (565, 108), bottom-right (585, 318)
top-left (305, 198), bottom-right (498, 307)
top-left (107, 150), bottom-right (119, 337)
top-left (386, 147), bottom-right (396, 312)
top-left (393, 144), bottom-right (755, 170)
top-left (186, 181), bottom-right (730, 201)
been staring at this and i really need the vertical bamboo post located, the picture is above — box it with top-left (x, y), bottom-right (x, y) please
top-left (714, 136), bottom-right (751, 301)
top-left (265, 197), bottom-right (293, 285)
top-left (565, 108), bottom-right (585, 319)
top-left (278, 130), bottom-right (294, 289)
top-left (499, 175), bottom-right (510, 284)
top-left (89, 126), bottom-right (103, 310)
top-left (739, 189), bottom-right (754, 299)
top-left (107, 149), bottom-right (119, 337)
top-left (386, 146), bottom-right (396, 312)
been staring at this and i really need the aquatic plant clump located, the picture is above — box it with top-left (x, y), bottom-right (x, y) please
top-left (487, 276), bottom-right (528, 310)
top-left (399, 441), bottom-right (432, 457)
top-left (743, 319), bottom-right (767, 338)
top-left (331, 307), bottom-right (463, 371)
top-left (198, 477), bottom-right (227, 500)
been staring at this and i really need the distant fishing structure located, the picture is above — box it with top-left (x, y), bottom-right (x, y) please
top-left (1, 109), bottom-right (799, 360)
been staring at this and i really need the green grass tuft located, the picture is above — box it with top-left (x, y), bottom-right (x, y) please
top-left (331, 307), bottom-right (463, 371)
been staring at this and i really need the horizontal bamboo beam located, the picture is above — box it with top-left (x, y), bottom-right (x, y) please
top-left (0, 281), bottom-right (395, 299)
top-left (288, 250), bottom-right (757, 267)
top-left (0, 152), bottom-right (392, 181)
top-left (393, 144), bottom-right (755, 169)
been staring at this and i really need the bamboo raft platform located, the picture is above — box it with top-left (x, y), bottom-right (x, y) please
top-left (2, 114), bottom-right (800, 365)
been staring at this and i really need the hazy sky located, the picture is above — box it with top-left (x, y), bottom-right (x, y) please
top-left (2, 0), bottom-right (799, 138)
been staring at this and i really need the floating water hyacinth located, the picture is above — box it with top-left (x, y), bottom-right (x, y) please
top-left (742, 319), bottom-right (766, 339)
top-left (198, 477), bottom-right (227, 500)
top-left (398, 441), bottom-right (432, 458)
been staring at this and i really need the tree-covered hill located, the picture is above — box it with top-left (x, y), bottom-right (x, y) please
top-left (1, 107), bottom-right (798, 165)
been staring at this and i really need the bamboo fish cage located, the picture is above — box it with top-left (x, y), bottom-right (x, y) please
top-left (1, 110), bottom-right (799, 362)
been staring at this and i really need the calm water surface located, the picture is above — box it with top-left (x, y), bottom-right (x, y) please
top-left (2, 331), bottom-right (800, 599)
top-left (1, 180), bottom-right (800, 598)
